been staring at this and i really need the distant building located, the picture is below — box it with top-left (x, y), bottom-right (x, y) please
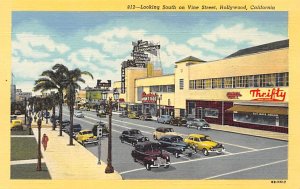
top-left (16, 89), bottom-right (32, 101)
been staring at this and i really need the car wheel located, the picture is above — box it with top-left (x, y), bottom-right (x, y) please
top-left (192, 145), bottom-right (198, 153)
top-left (132, 142), bottom-right (136, 146)
top-left (197, 127), bottom-right (201, 130)
top-left (188, 153), bottom-right (192, 157)
top-left (187, 124), bottom-right (190, 128)
top-left (133, 158), bottom-right (137, 162)
top-left (145, 163), bottom-right (151, 171)
top-left (153, 135), bottom-right (157, 140)
top-left (163, 121), bottom-right (165, 124)
top-left (82, 142), bottom-right (86, 147)
top-left (120, 139), bottom-right (124, 143)
top-left (164, 165), bottom-right (170, 169)
top-left (202, 148), bottom-right (209, 156)
top-left (174, 152), bottom-right (180, 158)
top-left (94, 142), bottom-right (98, 145)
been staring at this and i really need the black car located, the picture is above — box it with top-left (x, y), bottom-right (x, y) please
top-left (60, 120), bottom-right (71, 131)
top-left (64, 123), bottom-right (82, 137)
top-left (170, 117), bottom-right (187, 126)
top-left (131, 141), bottom-right (170, 171)
top-left (158, 135), bottom-right (196, 158)
top-left (92, 121), bottom-right (109, 137)
top-left (119, 129), bottom-right (149, 146)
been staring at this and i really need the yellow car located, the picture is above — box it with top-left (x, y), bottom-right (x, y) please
top-left (184, 134), bottom-right (225, 156)
top-left (11, 119), bottom-right (23, 131)
top-left (128, 111), bottom-right (139, 119)
top-left (75, 130), bottom-right (98, 146)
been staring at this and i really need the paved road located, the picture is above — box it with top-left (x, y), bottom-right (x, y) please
top-left (61, 107), bottom-right (287, 180)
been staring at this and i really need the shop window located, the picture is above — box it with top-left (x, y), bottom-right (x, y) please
top-left (204, 108), bottom-right (219, 118)
top-left (187, 102), bottom-right (196, 116)
top-left (235, 76), bottom-right (248, 88)
top-left (179, 79), bottom-right (184, 90)
top-left (276, 72), bottom-right (289, 87)
top-left (233, 112), bottom-right (282, 126)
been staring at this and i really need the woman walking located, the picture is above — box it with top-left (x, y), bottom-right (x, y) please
top-left (42, 134), bottom-right (49, 151)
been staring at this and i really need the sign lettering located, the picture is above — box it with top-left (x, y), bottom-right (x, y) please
top-left (250, 88), bottom-right (286, 101)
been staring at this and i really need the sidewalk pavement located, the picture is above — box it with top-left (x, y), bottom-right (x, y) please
top-left (31, 120), bottom-right (122, 180)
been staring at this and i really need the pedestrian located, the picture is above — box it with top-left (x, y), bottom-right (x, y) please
top-left (42, 134), bottom-right (49, 151)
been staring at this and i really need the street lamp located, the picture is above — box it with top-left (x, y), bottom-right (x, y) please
top-left (36, 118), bottom-right (42, 171)
top-left (113, 89), bottom-right (119, 112)
top-left (105, 97), bottom-right (114, 173)
top-left (156, 94), bottom-right (162, 117)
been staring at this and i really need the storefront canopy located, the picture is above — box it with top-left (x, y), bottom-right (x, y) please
top-left (226, 105), bottom-right (288, 115)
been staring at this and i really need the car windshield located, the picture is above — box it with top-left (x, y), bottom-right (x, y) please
top-left (171, 136), bottom-right (183, 142)
top-left (144, 143), bottom-right (161, 151)
top-left (130, 130), bottom-right (141, 134)
top-left (165, 128), bottom-right (174, 132)
top-left (195, 119), bottom-right (206, 123)
top-left (200, 136), bottom-right (212, 141)
top-left (77, 111), bottom-right (82, 113)
top-left (73, 124), bottom-right (81, 128)
top-left (82, 131), bottom-right (92, 135)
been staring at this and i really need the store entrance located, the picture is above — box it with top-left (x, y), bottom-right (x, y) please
top-left (197, 107), bottom-right (203, 119)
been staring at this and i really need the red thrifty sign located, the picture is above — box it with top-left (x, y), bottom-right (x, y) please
top-left (250, 88), bottom-right (286, 101)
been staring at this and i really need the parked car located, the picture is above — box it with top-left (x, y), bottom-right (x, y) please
top-left (184, 134), bottom-right (225, 156)
top-left (14, 110), bottom-right (21, 115)
top-left (64, 123), bottom-right (82, 137)
top-left (96, 110), bottom-right (106, 118)
top-left (74, 111), bottom-right (84, 118)
top-left (158, 135), bottom-right (196, 158)
top-left (170, 117), bottom-right (187, 126)
top-left (153, 127), bottom-right (179, 140)
top-left (119, 111), bottom-right (128, 118)
top-left (10, 115), bottom-right (17, 122)
top-left (92, 121), bottom-right (109, 137)
top-left (75, 130), bottom-right (98, 146)
top-left (128, 111), bottom-right (139, 119)
top-left (51, 115), bottom-right (60, 124)
top-left (131, 141), bottom-right (170, 171)
top-left (11, 119), bottom-right (23, 131)
top-left (139, 112), bottom-right (152, 121)
top-left (61, 120), bottom-right (71, 131)
top-left (119, 129), bottom-right (149, 146)
top-left (157, 115), bottom-right (173, 124)
top-left (186, 118), bottom-right (210, 130)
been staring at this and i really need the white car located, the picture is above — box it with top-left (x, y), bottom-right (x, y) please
top-left (74, 111), bottom-right (84, 118)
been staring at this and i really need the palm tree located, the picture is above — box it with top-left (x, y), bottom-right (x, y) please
top-left (33, 64), bottom-right (69, 136)
top-left (64, 68), bottom-right (93, 145)
top-left (49, 92), bottom-right (60, 130)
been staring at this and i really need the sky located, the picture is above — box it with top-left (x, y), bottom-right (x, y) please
top-left (12, 12), bottom-right (288, 94)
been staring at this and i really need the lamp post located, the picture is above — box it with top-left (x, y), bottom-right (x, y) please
top-left (36, 118), bottom-right (42, 171)
top-left (157, 94), bottom-right (162, 117)
top-left (105, 97), bottom-right (114, 173)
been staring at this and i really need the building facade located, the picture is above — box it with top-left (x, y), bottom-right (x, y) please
top-left (113, 40), bottom-right (288, 133)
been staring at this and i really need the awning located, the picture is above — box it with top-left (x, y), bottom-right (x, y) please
top-left (226, 105), bottom-right (288, 115)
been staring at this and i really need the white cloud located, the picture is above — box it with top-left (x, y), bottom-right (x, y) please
top-left (13, 33), bottom-right (70, 59)
top-left (202, 24), bottom-right (287, 46)
top-left (84, 27), bottom-right (146, 56)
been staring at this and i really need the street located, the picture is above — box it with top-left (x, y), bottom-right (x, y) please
top-left (62, 106), bottom-right (287, 180)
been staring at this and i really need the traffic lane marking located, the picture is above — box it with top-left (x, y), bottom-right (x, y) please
top-left (119, 144), bottom-right (287, 175)
top-left (203, 159), bottom-right (287, 180)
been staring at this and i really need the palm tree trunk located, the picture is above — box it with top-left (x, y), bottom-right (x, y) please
top-left (59, 91), bottom-right (63, 136)
top-left (46, 109), bottom-right (48, 124)
top-left (52, 105), bottom-right (56, 130)
top-left (69, 105), bottom-right (74, 145)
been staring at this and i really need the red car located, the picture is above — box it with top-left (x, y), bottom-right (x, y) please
top-left (131, 141), bottom-right (170, 171)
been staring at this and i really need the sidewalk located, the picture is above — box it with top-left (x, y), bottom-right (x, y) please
top-left (31, 120), bottom-right (122, 180)
top-left (210, 124), bottom-right (288, 141)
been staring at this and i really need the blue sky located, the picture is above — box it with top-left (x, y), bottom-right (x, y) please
top-left (12, 12), bottom-right (288, 93)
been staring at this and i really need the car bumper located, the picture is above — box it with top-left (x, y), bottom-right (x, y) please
top-left (208, 148), bottom-right (225, 154)
top-left (151, 161), bottom-right (170, 168)
top-left (83, 138), bottom-right (98, 144)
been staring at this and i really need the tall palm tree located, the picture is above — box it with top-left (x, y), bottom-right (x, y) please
top-left (49, 92), bottom-right (60, 130)
top-left (64, 68), bottom-right (93, 145)
top-left (33, 64), bottom-right (69, 136)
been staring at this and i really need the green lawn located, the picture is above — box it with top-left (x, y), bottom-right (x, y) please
top-left (11, 163), bottom-right (51, 179)
top-left (11, 137), bottom-right (37, 161)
